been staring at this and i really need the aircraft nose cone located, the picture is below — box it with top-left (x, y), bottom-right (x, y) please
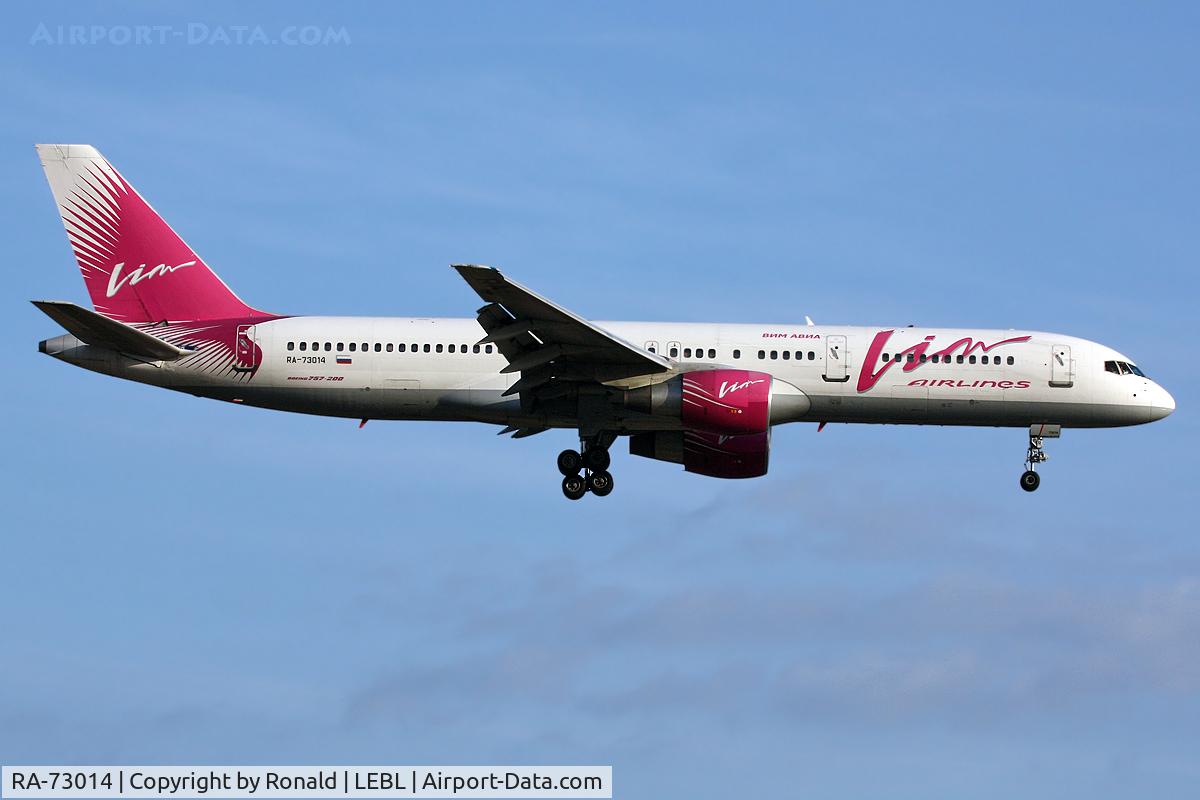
top-left (1150, 385), bottom-right (1175, 421)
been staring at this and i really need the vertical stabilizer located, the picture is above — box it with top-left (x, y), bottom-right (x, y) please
top-left (36, 144), bottom-right (263, 322)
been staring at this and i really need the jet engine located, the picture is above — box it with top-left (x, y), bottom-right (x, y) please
top-left (625, 368), bottom-right (808, 478)
top-left (623, 369), bottom-right (780, 435)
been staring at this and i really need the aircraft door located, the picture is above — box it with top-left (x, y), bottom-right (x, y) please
top-left (1050, 344), bottom-right (1074, 387)
top-left (233, 324), bottom-right (258, 371)
top-left (823, 335), bottom-right (849, 382)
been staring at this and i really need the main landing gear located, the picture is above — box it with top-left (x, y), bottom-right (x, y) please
top-left (558, 433), bottom-right (615, 500)
top-left (1020, 424), bottom-right (1059, 492)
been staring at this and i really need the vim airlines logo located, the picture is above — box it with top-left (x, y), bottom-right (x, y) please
top-left (106, 260), bottom-right (196, 298)
top-left (718, 378), bottom-right (765, 399)
top-left (857, 329), bottom-right (1032, 393)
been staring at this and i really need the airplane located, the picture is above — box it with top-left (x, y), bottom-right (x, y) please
top-left (32, 144), bottom-right (1175, 499)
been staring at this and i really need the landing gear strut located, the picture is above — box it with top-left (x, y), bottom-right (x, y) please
top-left (1020, 424), bottom-right (1059, 492)
top-left (558, 432), bottom-right (616, 500)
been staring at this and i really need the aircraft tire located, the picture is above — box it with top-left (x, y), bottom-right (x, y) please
top-left (557, 449), bottom-right (583, 476)
top-left (562, 474), bottom-right (588, 500)
top-left (588, 470), bottom-right (614, 497)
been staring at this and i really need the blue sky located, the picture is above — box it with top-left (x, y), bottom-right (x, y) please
top-left (2, 2), bottom-right (1198, 798)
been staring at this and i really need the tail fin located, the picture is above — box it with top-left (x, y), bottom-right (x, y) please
top-left (36, 144), bottom-right (263, 323)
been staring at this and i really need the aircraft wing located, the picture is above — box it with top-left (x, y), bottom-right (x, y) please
top-left (452, 264), bottom-right (672, 401)
top-left (32, 300), bottom-right (190, 361)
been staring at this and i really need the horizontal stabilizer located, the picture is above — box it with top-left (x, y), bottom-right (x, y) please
top-left (32, 300), bottom-right (190, 360)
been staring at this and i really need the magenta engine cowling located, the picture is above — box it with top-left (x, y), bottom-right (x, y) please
top-left (627, 368), bottom-right (786, 479)
top-left (680, 369), bottom-right (773, 435)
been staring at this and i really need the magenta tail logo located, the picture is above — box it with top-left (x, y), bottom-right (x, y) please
top-left (105, 260), bottom-right (197, 298)
top-left (857, 329), bottom-right (1032, 393)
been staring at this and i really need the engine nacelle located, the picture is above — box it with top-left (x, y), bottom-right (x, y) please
top-left (681, 369), bottom-right (772, 435)
top-left (623, 369), bottom-right (804, 478)
top-left (630, 429), bottom-right (770, 479)
top-left (624, 369), bottom-right (776, 435)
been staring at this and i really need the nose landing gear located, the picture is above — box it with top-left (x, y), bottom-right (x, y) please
top-left (558, 432), bottom-right (616, 500)
top-left (1020, 424), bottom-right (1059, 492)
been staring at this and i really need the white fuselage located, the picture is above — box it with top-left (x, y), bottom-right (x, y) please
top-left (45, 316), bottom-right (1176, 431)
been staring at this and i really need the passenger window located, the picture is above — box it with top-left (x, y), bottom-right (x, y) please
top-left (894, 353), bottom-right (902, 362)
top-left (782, 351), bottom-right (790, 360)
top-left (968, 355), bottom-right (976, 364)
top-left (809, 351), bottom-right (816, 360)
top-left (485, 344), bottom-right (494, 353)
top-left (957, 355), bottom-right (964, 364)
top-left (758, 350), bottom-right (766, 359)
top-left (1007, 356), bottom-right (1014, 365)
top-left (349, 343), bottom-right (357, 352)
top-left (386, 343), bottom-right (394, 352)
top-left (324, 342), bottom-right (331, 352)
top-left (980, 355), bottom-right (988, 365)
top-left (423, 344), bottom-right (431, 353)
top-left (473, 344), bottom-right (480, 354)
top-left (337, 343), bottom-right (344, 352)
top-left (299, 342), bottom-right (307, 351)
top-left (669, 347), bottom-right (679, 357)
top-left (906, 354), bottom-right (915, 363)
top-left (311, 342), bottom-right (319, 351)
top-left (770, 351), bottom-right (778, 360)
top-left (435, 344), bottom-right (443, 353)
top-left (733, 349), bottom-right (741, 359)
top-left (396, 343), bottom-right (404, 352)
top-left (708, 349), bottom-right (716, 359)
top-left (683, 348), bottom-right (692, 358)
top-left (448, 344), bottom-right (456, 353)
top-left (287, 341), bottom-right (295, 351)
top-left (375, 343), bottom-right (382, 352)
top-left (920, 354), bottom-right (928, 363)
top-left (882, 353), bottom-right (890, 362)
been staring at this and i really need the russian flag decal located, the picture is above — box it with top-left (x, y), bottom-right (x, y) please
top-left (336, 356), bottom-right (352, 365)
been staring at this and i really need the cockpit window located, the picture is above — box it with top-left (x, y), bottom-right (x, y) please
top-left (1105, 360), bottom-right (1147, 377)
